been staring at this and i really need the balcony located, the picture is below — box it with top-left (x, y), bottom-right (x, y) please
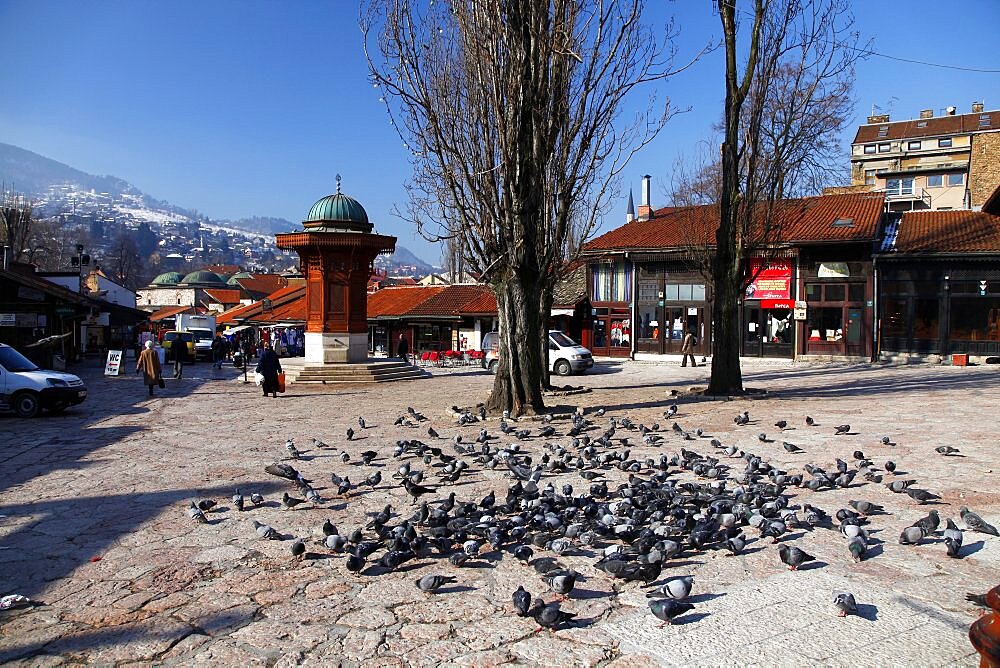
top-left (875, 183), bottom-right (932, 210)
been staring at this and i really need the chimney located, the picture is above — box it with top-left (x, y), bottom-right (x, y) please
top-left (973, 101), bottom-right (985, 113)
top-left (867, 114), bottom-right (890, 124)
top-left (919, 109), bottom-right (933, 119)
top-left (638, 175), bottom-right (652, 220)
top-left (625, 189), bottom-right (635, 223)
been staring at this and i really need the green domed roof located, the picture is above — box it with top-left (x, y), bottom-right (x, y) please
top-left (152, 271), bottom-right (183, 285)
top-left (306, 192), bottom-right (369, 226)
top-left (181, 270), bottom-right (225, 285)
top-left (226, 271), bottom-right (254, 285)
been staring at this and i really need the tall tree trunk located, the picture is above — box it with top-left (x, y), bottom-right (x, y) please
top-left (486, 276), bottom-right (546, 415)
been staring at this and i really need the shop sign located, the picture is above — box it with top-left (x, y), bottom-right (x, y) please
top-left (55, 306), bottom-right (76, 316)
top-left (0, 313), bottom-right (15, 327)
top-left (817, 262), bottom-right (850, 278)
top-left (15, 313), bottom-right (37, 327)
top-left (17, 286), bottom-right (44, 301)
top-left (760, 299), bottom-right (795, 310)
top-left (104, 350), bottom-right (124, 376)
top-left (745, 258), bottom-right (792, 299)
top-left (793, 300), bottom-right (807, 321)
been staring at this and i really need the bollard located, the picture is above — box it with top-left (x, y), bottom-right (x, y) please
top-left (970, 585), bottom-right (1000, 668)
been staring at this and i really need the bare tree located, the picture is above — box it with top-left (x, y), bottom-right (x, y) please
top-left (363, 0), bottom-right (691, 414)
top-left (1, 186), bottom-right (36, 264)
top-left (708, 0), bottom-right (864, 395)
top-left (105, 230), bottom-right (144, 291)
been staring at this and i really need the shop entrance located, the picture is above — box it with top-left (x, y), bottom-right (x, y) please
top-left (636, 304), bottom-right (707, 355)
top-left (742, 301), bottom-right (794, 358)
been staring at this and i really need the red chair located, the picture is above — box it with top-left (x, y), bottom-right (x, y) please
top-left (419, 351), bottom-right (431, 367)
top-left (429, 351), bottom-right (441, 366)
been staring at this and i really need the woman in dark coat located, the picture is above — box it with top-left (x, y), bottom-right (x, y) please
top-left (396, 334), bottom-right (409, 365)
top-left (256, 342), bottom-right (282, 398)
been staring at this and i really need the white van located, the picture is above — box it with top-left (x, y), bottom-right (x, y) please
top-left (482, 330), bottom-right (594, 376)
top-left (0, 344), bottom-right (87, 417)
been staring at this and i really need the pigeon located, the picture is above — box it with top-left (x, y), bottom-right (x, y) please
top-left (782, 442), bottom-right (803, 453)
top-left (250, 492), bottom-right (265, 506)
top-left (805, 415), bottom-right (815, 426)
top-left (944, 518), bottom-right (964, 558)
top-left (282, 492), bottom-right (305, 510)
top-left (285, 439), bottom-right (301, 459)
top-left (531, 600), bottom-right (577, 631)
top-left (847, 535), bottom-right (868, 562)
top-left (960, 507), bottom-right (999, 536)
top-left (428, 426), bottom-right (440, 439)
top-left (346, 427), bottom-right (355, 441)
top-left (834, 424), bottom-right (850, 435)
top-left (290, 539), bottom-right (306, 559)
top-left (543, 570), bottom-right (577, 600)
top-left (647, 575), bottom-right (694, 600)
top-left (880, 436), bottom-right (891, 445)
top-left (648, 598), bottom-right (695, 627)
top-left (884, 461), bottom-right (896, 473)
top-left (777, 545), bottom-right (815, 571)
top-left (415, 574), bottom-right (456, 593)
top-left (187, 501), bottom-right (208, 523)
top-left (322, 519), bottom-right (337, 536)
top-left (935, 445), bottom-right (960, 456)
top-left (196, 499), bottom-right (217, 512)
top-left (833, 591), bottom-right (857, 617)
top-left (848, 500), bottom-right (883, 516)
top-left (403, 478), bottom-right (436, 504)
top-left (512, 585), bottom-right (532, 616)
top-left (232, 490), bottom-right (245, 512)
top-left (905, 488), bottom-right (940, 504)
top-left (774, 420), bottom-right (788, 430)
top-left (345, 552), bottom-right (365, 573)
top-left (899, 526), bottom-right (927, 545)
top-left (358, 416), bottom-right (367, 429)
top-left (253, 520), bottom-right (281, 540)
top-left (725, 534), bottom-right (746, 555)
top-left (360, 450), bottom-right (378, 466)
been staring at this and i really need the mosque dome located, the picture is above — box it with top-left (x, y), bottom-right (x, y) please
top-left (181, 270), bottom-right (225, 285)
top-left (151, 271), bottom-right (183, 285)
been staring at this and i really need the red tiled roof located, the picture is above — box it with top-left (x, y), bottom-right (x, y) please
top-left (407, 285), bottom-right (495, 317)
top-left (199, 264), bottom-right (243, 277)
top-left (853, 110), bottom-right (1000, 143)
top-left (234, 275), bottom-right (289, 297)
top-left (368, 286), bottom-right (445, 318)
top-left (583, 193), bottom-right (884, 253)
top-left (894, 209), bottom-right (1000, 254)
top-left (149, 305), bottom-right (196, 322)
top-left (462, 290), bottom-right (499, 314)
top-left (203, 289), bottom-right (242, 305)
top-left (217, 284), bottom-right (305, 325)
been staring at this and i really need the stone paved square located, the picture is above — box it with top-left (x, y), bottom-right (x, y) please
top-left (1, 360), bottom-right (997, 666)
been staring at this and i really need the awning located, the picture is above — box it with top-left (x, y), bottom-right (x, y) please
top-left (223, 325), bottom-right (252, 335)
top-left (550, 308), bottom-right (575, 317)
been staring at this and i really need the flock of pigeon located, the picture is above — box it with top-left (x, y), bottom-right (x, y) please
top-left (184, 403), bottom-right (998, 631)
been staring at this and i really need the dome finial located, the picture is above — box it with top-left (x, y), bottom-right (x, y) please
top-left (335, 173), bottom-right (342, 193)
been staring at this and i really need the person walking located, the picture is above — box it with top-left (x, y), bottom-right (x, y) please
top-left (136, 341), bottom-right (162, 397)
top-left (211, 333), bottom-right (226, 369)
top-left (170, 336), bottom-right (186, 379)
top-left (681, 329), bottom-right (698, 368)
top-left (396, 333), bottom-right (409, 365)
top-left (256, 342), bottom-right (282, 398)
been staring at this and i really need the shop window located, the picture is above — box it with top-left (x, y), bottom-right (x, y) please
top-left (848, 284), bottom-right (865, 302)
top-left (949, 298), bottom-right (1000, 341)
top-left (663, 284), bottom-right (679, 301)
top-left (591, 262), bottom-right (632, 302)
top-left (610, 309), bottom-right (631, 348)
top-left (638, 304), bottom-right (658, 339)
top-left (807, 308), bottom-right (843, 342)
top-left (883, 299), bottom-right (907, 337)
top-left (914, 299), bottom-right (939, 340)
top-left (806, 284), bottom-right (822, 302)
top-left (692, 284), bottom-right (706, 300)
top-left (677, 284), bottom-right (693, 301)
top-left (825, 284), bottom-right (846, 301)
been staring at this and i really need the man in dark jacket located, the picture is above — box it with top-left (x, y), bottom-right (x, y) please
top-left (171, 336), bottom-right (186, 378)
top-left (256, 342), bottom-right (282, 398)
top-left (396, 333), bottom-right (409, 365)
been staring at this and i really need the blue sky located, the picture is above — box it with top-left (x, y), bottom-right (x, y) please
top-left (1, 0), bottom-right (998, 263)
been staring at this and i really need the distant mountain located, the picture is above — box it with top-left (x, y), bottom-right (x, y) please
top-left (0, 142), bottom-right (139, 200)
top-left (218, 215), bottom-right (298, 236)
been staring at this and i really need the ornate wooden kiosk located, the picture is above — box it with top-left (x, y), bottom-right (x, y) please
top-left (276, 179), bottom-right (395, 364)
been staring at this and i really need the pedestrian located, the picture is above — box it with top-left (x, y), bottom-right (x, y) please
top-left (136, 340), bottom-right (162, 397)
top-left (681, 328), bottom-right (698, 368)
top-left (396, 333), bottom-right (409, 365)
top-left (170, 335), bottom-right (186, 379)
top-left (211, 333), bottom-right (226, 369)
top-left (256, 342), bottom-right (282, 398)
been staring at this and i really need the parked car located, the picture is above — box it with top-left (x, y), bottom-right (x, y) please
top-left (0, 343), bottom-right (87, 418)
top-left (482, 330), bottom-right (594, 376)
top-left (161, 331), bottom-right (196, 362)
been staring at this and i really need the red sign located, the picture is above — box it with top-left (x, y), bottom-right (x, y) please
top-left (746, 258), bottom-right (792, 300)
top-left (760, 299), bottom-right (795, 309)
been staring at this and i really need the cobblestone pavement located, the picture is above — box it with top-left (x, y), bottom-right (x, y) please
top-left (1, 359), bottom-right (998, 666)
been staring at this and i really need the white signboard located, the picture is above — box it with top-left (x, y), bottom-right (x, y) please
top-left (105, 350), bottom-right (124, 376)
top-left (0, 313), bottom-right (15, 327)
